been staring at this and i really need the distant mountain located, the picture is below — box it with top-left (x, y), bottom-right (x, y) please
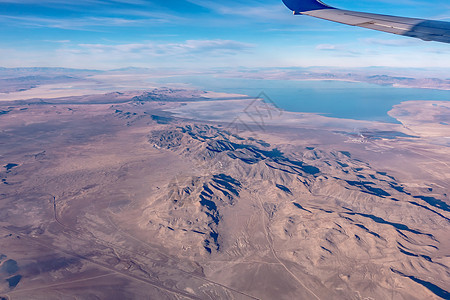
top-left (0, 74), bottom-right (85, 93)
top-left (0, 67), bottom-right (102, 79)
top-left (109, 66), bottom-right (153, 72)
top-left (218, 67), bottom-right (450, 90)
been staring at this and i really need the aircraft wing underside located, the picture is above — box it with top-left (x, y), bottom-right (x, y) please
top-left (282, 0), bottom-right (450, 43)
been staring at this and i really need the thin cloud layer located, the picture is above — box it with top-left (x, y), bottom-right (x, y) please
top-left (78, 40), bottom-right (254, 56)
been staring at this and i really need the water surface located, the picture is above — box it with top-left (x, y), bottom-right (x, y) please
top-left (152, 76), bottom-right (450, 123)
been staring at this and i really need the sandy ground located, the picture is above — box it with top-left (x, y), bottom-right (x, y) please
top-left (0, 91), bottom-right (448, 299)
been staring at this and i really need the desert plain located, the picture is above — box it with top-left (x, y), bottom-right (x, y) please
top-left (0, 70), bottom-right (449, 300)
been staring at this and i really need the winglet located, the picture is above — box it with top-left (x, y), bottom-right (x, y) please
top-left (282, 0), bottom-right (333, 14)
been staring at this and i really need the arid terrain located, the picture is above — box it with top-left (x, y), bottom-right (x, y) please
top-left (0, 80), bottom-right (449, 299)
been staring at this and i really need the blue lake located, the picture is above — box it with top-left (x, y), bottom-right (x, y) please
top-left (152, 76), bottom-right (450, 123)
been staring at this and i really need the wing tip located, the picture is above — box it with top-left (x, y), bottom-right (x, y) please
top-left (282, 0), bottom-right (333, 13)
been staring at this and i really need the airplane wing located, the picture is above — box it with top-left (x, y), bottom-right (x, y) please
top-left (282, 0), bottom-right (450, 43)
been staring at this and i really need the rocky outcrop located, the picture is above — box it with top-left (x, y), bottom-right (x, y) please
top-left (146, 124), bottom-right (450, 299)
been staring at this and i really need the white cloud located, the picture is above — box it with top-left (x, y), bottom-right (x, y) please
top-left (362, 38), bottom-right (420, 46)
top-left (76, 40), bottom-right (255, 57)
top-left (316, 44), bottom-right (337, 50)
top-left (43, 39), bottom-right (71, 43)
top-left (186, 0), bottom-right (292, 22)
top-left (33, 39), bottom-right (255, 69)
top-left (0, 15), bottom-right (151, 30)
top-left (315, 43), bottom-right (365, 56)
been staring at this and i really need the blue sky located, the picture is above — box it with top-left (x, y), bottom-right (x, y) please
top-left (1, 0), bottom-right (450, 69)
